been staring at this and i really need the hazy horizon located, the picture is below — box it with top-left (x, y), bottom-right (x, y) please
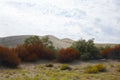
top-left (0, 0), bottom-right (120, 43)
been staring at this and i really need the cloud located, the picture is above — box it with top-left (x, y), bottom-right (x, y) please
top-left (0, 0), bottom-right (120, 43)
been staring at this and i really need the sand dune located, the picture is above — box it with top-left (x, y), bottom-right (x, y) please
top-left (0, 35), bottom-right (118, 48)
top-left (0, 35), bottom-right (73, 48)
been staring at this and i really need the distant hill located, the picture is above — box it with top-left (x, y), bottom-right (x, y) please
top-left (0, 35), bottom-right (119, 48)
top-left (0, 35), bottom-right (33, 48)
top-left (95, 43), bottom-right (118, 48)
top-left (0, 35), bottom-right (73, 48)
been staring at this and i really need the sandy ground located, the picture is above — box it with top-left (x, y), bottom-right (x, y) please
top-left (0, 60), bottom-right (120, 80)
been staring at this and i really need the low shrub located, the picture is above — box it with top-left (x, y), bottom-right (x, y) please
top-left (101, 47), bottom-right (112, 59)
top-left (84, 64), bottom-right (106, 73)
top-left (15, 43), bottom-right (44, 62)
top-left (43, 48), bottom-right (55, 60)
top-left (60, 64), bottom-right (71, 70)
top-left (45, 63), bottom-right (54, 67)
top-left (101, 45), bottom-right (120, 59)
top-left (57, 48), bottom-right (80, 63)
top-left (16, 36), bottom-right (56, 62)
top-left (16, 44), bottom-right (56, 62)
top-left (94, 64), bottom-right (106, 72)
top-left (108, 45), bottom-right (120, 59)
top-left (84, 65), bottom-right (99, 73)
top-left (25, 44), bottom-right (44, 59)
top-left (24, 53), bottom-right (39, 62)
top-left (109, 63), bottom-right (114, 68)
top-left (15, 45), bottom-right (29, 61)
top-left (0, 46), bottom-right (20, 68)
top-left (116, 65), bottom-right (120, 72)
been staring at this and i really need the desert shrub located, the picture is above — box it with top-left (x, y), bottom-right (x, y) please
top-left (84, 64), bottom-right (106, 73)
top-left (25, 44), bottom-right (44, 58)
top-left (57, 48), bottom-right (80, 63)
top-left (24, 53), bottom-right (39, 62)
top-left (24, 36), bottom-right (44, 59)
top-left (15, 45), bottom-right (28, 61)
top-left (45, 63), bottom-right (54, 67)
top-left (109, 63), bottom-right (114, 68)
top-left (94, 64), bottom-right (106, 72)
top-left (84, 65), bottom-right (99, 73)
top-left (100, 47), bottom-right (112, 59)
top-left (108, 45), bottom-right (120, 59)
top-left (60, 64), bottom-right (71, 70)
top-left (0, 46), bottom-right (20, 68)
top-left (16, 36), bottom-right (56, 62)
top-left (43, 48), bottom-right (55, 60)
top-left (16, 44), bottom-right (44, 62)
top-left (24, 44), bottom-right (55, 61)
top-left (71, 39), bottom-right (100, 60)
top-left (116, 64), bottom-right (120, 72)
top-left (16, 36), bottom-right (42, 62)
top-left (101, 45), bottom-right (120, 59)
top-left (25, 44), bottom-right (44, 61)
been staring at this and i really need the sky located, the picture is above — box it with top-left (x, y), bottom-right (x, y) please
top-left (0, 0), bottom-right (120, 43)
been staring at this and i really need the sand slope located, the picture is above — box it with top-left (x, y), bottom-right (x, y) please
top-left (0, 35), bottom-right (73, 48)
top-left (0, 35), bottom-right (118, 48)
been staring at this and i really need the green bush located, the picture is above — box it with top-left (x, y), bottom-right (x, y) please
top-left (60, 64), bottom-right (71, 70)
top-left (71, 39), bottom-right (100, 60)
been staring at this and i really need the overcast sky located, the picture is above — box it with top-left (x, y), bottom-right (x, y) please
top-left (0, 0), bottom-right (120, 43)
